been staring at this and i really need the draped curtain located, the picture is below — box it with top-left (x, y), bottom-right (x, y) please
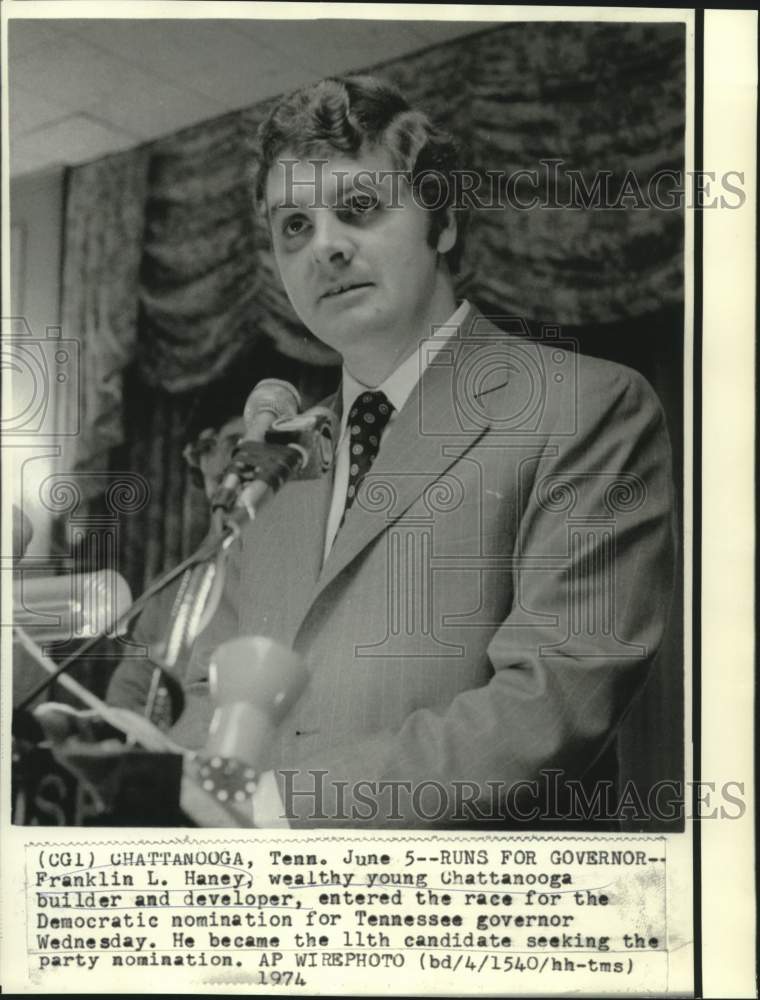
top-left (59, 149), bottom-right (151, 472)
top-left (59, 19), bottom-right (685, 589)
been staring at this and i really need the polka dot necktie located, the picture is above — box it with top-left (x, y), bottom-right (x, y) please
top-left (342, 390), bottom-right (395, 520)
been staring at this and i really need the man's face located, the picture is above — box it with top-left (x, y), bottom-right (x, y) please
top-left (184, 417), bottom-right (244, 501)
top-left (265, 146), bottom-right (456, 376)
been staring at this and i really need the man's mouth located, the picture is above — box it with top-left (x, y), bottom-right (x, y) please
top-left (320, 282), bottom-right (372, 300)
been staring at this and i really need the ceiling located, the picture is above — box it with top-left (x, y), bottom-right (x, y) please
top-left (7, 16), bottom-right (491, 178)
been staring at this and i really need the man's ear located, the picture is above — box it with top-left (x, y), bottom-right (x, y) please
top-left (435, 206), bottom-right (457, 256)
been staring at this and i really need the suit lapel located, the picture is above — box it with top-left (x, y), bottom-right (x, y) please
top-left (304, 316), bottom-right (492, 610)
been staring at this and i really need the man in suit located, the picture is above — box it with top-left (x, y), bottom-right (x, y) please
top-left (176, 75), bottom-right (676, 829)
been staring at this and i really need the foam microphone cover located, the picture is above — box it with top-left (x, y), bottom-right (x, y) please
top-left (242, 379), bottom-right (301, 441)
top-left (205, 636), bottom-right (307, 768)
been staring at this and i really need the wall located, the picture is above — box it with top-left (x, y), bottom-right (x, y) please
top-left (9, 167), bottom-right (66, 558)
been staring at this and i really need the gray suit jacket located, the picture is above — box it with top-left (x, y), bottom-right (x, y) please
top-left (176, 308), bottom-right (676, 828)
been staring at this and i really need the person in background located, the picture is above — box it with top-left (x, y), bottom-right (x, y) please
top-left (104, 412), bottom-right (244, 722)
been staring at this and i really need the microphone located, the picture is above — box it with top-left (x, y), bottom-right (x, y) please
top-left (242, 378), bottom-right (302, 441)
top-left (13, 570), bottom-right (132, 644)
top-left (211, 379), bottom-right (339, 527)
top-left (211, 378), bottom-right (301, 515)
top-left (205, 636), bottom-right (307, 768)
top-left (179, 636), bottom-right (307, 826)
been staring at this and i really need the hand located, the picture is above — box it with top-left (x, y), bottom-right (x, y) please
top-left (33, 702), bottom-right (186, 753)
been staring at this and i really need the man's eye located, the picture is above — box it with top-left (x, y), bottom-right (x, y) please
top-left (345, 193), bottom-right (380, 216)
top-left (283, 216), bottom-right (309, 237)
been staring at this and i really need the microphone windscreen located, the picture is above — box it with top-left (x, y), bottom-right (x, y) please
top-left (209, 635), bottom-right (307, 721)
top-left (205, 636), bottom-right (307, 769)
top-left (242, 379), bottom-right (301, 441)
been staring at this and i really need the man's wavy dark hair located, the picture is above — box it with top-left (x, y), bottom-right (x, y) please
top-left (254, 74), bottom-right (468, 273)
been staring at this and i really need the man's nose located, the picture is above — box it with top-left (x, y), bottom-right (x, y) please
top-left (311, 213), bottom-right (354, 268)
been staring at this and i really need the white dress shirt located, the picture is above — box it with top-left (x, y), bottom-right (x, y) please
top-left (322, 299), bottom-right (470, 564)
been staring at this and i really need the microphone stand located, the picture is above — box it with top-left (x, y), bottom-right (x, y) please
top-left (144, 440), bottom-right (305, 701)
top-left (13, 627), bottom-right (189, 755)
top-left (13, 410), bottom-right (335, 812)
top-left (137, 411), bottom-right (335, 748)
top-left (14, 440), bottom-right (306, 717)
top-left (13, 534), bottom-right (224, 715)
top-left (11, 426), bottom-right (327, 825)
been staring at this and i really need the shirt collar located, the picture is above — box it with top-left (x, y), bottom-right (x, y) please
top-left (340, 299), bottom-right (471, 429)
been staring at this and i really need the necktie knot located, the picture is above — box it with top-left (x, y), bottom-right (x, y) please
top-left (343, 390), bottom-right (394, 517)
